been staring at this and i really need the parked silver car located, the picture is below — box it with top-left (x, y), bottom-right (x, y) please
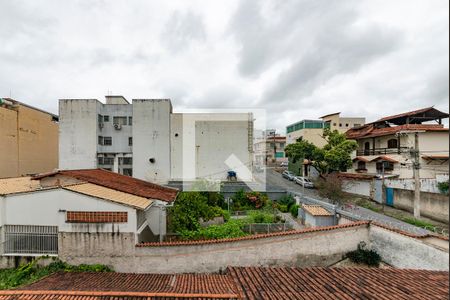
top-left (294, 176), bottom-right (314, 188)
top-left (282, 170), bottom-right (295, 181)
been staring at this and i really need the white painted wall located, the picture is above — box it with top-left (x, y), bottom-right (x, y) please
top-left (132, 100), bottom-right (172, 183)
top-left (0, 189), bottom-right (137, 233)
top-left (59, 100), bottom-right (99, 169)
top-left (343, 179), bottom-right (371, 197)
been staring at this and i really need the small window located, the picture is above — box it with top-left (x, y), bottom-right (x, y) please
top-left (387, 139), bottom-right (398, 149)
top-left (122, 168), bottom-right (133, 176)
top-left (121, 157), bottom-right (133, 165)
top-left (97, 157), bottom-right (104, 165)
top-left (128, 117), bottom-right (133, 125)
top-left (354, 124), bottom-right (361, 127)
top-left (103, 137), bottom-right (112, 146)
top-left (339, 123), bottom-right (342, 127)
top-left (98, 114), bottom-right (103, 123)
top-left (103, 157), bottom-right (114, 165)
top-left (129, 137), bottom-right (133, 146)
top-left (376, 161), bottom-right (394, 171)
top-left (103, 115), bottom-right (110, 122)
top-left (345, 123), bottom-right (349, 127)
top-left (333, 123), bottom-right (337, 126)
top-left (357, 161), bottom-right (366, 170)
top-left (113, 116), bottom-right (128, 126)
top-left (98, 136), bottom-right (103, 145)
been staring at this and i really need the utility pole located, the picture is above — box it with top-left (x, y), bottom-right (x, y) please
top-left (381, 161), bottom-right (385, 213)
top-left (413, 132), bottom-right (421, 218)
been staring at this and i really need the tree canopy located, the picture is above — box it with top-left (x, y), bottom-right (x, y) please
top-left (284, 128), bottom-right (357, 174)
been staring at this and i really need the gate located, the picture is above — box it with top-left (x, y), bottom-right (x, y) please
top-left (386, 187), bottom-right (394, 206)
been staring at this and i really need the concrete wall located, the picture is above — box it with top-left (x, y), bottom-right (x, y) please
top-left (97, 104), bottom-right (133, 155)
top-left (1, 103), bottom-right (58, 178)
top-left (370, 226), bottom-right (448, 271)
top-left (0, 189), bottom-right (137, 233)
top-left (132, 100), bottom-right (172, 184)
top-left (391, 189), bottom-right (449, 223)
top-left (59, 224), bottom-right (370, 273)
top-left (286, 128), bottom-right (325, 147)
top-left (59, 99), bottom-right (98, 170)
top-left (343, 179), bottom-right (371, 197)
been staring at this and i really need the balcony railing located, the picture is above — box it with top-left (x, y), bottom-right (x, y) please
top-left (356, 147), bottom-right (409, 156)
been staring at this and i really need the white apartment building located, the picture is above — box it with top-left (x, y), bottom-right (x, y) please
top-left (59, 96), bottom-right (253, 184)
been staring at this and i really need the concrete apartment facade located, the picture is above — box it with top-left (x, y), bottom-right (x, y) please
top-left (59, 96), bottom-right (253, 184)
top-left (0, 98), bottom-right (59, 178)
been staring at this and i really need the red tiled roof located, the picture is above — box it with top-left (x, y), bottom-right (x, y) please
top-left (4, 267), bottom-right (448, 300)
top-left (376, 106), bottom-right (448, 123)
top-left (422, 155), bottom-right (449, 160)
top-left (14, 272), bottom-right (239, 299)
top-left (137, 222), bottom-right (369, 247)
top-left (33, 169), bottom-right (178, 202)
top-left (374, 155), bottom-right (399, 163)
top-left (346, 123), bottom-right (448, 139)
top-left (227, 266), bottom-right (449, 300)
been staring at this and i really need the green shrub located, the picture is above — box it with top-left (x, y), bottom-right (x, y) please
top-left (230, 189), bottom-right (269, 211)
top-left (246, 211), bottom-right (275, 223)
top-left (438, 181), bottom-right (449, 195)
top-left (277, 195), bottom-right (296, 210)
top-left (0, 259), bottom-right (111, 290)
top-left (401, 217), bottom-right (436, 231)
top-left (169, 192), bottom-right (229, 233)
top-left (346, 242), bottom-right (381, 267)
top-left (290, 204), bottom-right (299, 218)
top-left (278, 204), bottom-right (289, 213)
top-left (180, 219), bottom-right (247, 240)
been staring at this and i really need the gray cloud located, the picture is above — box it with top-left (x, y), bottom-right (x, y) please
top-left (160, 11), bottom-right (206, 53)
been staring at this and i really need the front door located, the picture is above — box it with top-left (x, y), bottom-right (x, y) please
top-left (386, 187), bottom-right (394, 206)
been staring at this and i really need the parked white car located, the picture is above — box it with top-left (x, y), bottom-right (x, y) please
top-left (294, 177), bottom-right (314, 188)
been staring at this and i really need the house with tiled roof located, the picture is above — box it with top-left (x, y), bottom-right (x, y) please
top-left (0, 266), bottom-right (448, 300)
top-left (299, 205), bottom-right (336, 227)
top-left (342, 107), bottom-right (449, 222)
top-left (0, 169), bottom-right (178, 267)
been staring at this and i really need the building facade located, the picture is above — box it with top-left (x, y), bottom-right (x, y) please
top-left (59, 96), bottom-right (254, 184)
top-left (345, 107), bottom-right (449, 179)
top-left (0, 169), bottom-right (177, 264)
top-left (0, 98), bottom-right (59, 178)
top-left (254, 136), bottom-right (287, 166)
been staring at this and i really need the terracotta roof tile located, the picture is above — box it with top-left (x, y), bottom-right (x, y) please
top-left (0, 177), bottom-right (43, 195)
top-left (227, 266), bottom-right (449, 300)
top-left (338, 172), bottom-right (377, 180)
top-left (4, 267), bottom-right (448, 300)
top-left (137, 222), bottom-right (369, 247)
top-left (33, 169), bottom-right (178, 202)
top-left (376, 106), bottom-right (448, 123)
top-left (302, 205), bottom-right (333, 216)
top-left (64, 183), bottom-right (153, 210)
top-left (12, 272), bottom-right (239, 299)
top-left (346, 124), bottom-right (448, 139)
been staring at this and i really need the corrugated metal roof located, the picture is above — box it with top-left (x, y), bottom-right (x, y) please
top-left (302, 205), bottom-right (333, 216)
top-left (64, 183), bottom-right (152, 210)
top-left (0, 177), bottom-right (42, 195)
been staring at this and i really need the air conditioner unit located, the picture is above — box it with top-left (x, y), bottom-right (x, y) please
top-left (114, 123), bottom-right (122, 130)
top-left (99, 122), bottom-right (104, 129)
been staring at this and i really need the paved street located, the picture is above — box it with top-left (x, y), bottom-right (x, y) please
top-left (263, 168), bottom-right (435, 236)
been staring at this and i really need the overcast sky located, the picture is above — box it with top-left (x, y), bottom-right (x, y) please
top-left (1, 0), bottom-right (448, 133)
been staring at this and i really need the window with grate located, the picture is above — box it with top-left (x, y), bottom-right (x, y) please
top-left (128, 116), bottom-right (133, 125)
top-left (357, 161), bottom-right (366, 170)
top-left (376, 161), bottom-right (394, 171)
top-left (103, 115), bottom-right (110, 122)
top-left (387, 139), bottom-right (398, 149)
top-left (113, 116), bottom-right (128, 126)
top-left (103, 137), bottom-right (112, 146)
top-left (98, 136), bottom-right (103, 145)
top-left (129, 137), bottom-right (133, 146)
top-left (3, 225), bottom-right (58, 255)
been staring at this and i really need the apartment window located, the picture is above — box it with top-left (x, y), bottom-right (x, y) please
top-left (120, 157), bottom-right (133, 165)
top-left (98, 136), bottom-right (103, 145)
top-left (128, 116), bottom-right (133, 125)
top-left (387, 139), bottom-right (398, 149)
top-left (4, 225), bottom-right (58, 255)
top-left (104, 157), bottom-right (114, 165)
top-left (122, 168), bottom-right (133, 176)
top-left (103, 115), bottom-right (110, 122)
top-left (98, 114), bottom-right (103, 123)
top-left (98, 157), bottom-right (104, 165)
top-left (357, 161), bottom-right (367, 171)
top-left (128, 137), bottom-right (133, 146)
top-left (113, 116), bottom-right (128, 126)
top-left (376, 161), bottom-right (394, 172)
top-left (103, 137), bottom-right (112, 146)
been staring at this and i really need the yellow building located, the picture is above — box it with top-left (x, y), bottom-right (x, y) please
top-left (0, 98), bottom-right (59, 178)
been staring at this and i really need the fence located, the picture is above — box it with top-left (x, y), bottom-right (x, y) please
top-left (2, 225), bottom-right (58, 255)
top-left (242, 223), bottom-right (294, 234)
